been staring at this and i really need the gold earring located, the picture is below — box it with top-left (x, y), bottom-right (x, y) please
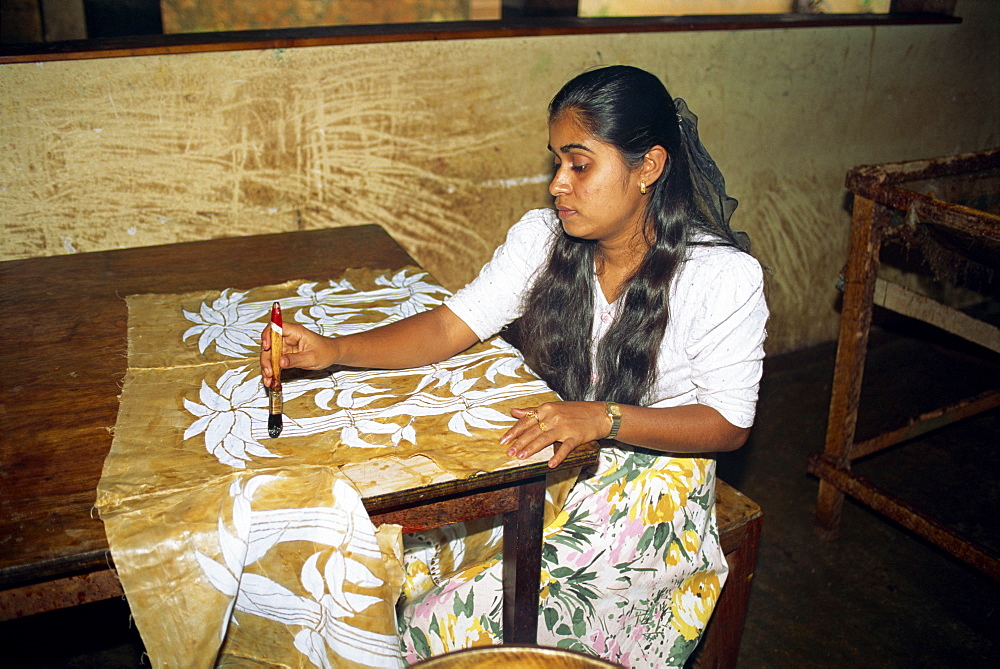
top-left (639, 181), bottom-right (647, 195)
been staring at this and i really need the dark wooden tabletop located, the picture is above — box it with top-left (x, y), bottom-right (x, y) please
top-left (0, 225), bottom-right (417, 588)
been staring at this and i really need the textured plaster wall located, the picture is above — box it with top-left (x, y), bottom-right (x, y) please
top-left (1, 1), bottom-right (997, 354)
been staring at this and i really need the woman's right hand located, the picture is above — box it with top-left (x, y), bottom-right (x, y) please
top-left (260, 322), bottom-right (337, 389)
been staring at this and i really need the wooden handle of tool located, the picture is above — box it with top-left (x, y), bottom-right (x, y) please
top-left (270, 324), bottom-right (282, 390)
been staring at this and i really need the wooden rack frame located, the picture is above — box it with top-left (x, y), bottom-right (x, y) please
top-left (808, 148), bottom-right (1000, 580)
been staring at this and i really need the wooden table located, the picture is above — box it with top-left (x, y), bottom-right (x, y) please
top-left (0, 224), bottom-right (598, 645)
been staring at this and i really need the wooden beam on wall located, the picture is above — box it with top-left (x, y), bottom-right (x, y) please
top-left (502, 0), bottom-right (579, 17)
top-left (891, 0), bottom-right (957, 13)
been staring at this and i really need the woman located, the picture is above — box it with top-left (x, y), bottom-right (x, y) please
top-left (262, 65), bottom-right (767, 667)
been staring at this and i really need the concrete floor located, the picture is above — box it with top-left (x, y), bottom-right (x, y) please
top-left (3, 315), bottom-right (998, 668)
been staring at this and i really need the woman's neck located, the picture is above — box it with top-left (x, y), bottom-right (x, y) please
top-left (595, 236), bottom-right (648, 303)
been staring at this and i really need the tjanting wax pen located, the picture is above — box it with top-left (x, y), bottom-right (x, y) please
top-left (267, 302), bottom-right (283, 438)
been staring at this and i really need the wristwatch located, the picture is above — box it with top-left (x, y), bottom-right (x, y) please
top-left (604, 402), bottom-right (622, 440)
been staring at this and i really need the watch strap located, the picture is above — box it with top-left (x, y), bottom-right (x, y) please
top-left (605, 401), bottom-right (621, 440)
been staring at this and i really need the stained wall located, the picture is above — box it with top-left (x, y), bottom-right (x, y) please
top-left (2, 0), bottom-right (997, 354)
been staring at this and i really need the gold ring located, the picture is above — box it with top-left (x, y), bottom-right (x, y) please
top-left (538, 421), bottom-right (548, 431)
top-left (525, 410), bottom-right (537, 418)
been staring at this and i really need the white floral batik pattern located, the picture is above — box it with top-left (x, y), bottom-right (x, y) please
top-left (196, 475), bottom-right (404, 668)
top-left (182, 270), bottom-right (446, 358)
top-left (180, 270), bottom-right (547, 469)
top-left (135, 270), bottom-right (559, 668)
top-left (181, 339), bottom-right (546, 469)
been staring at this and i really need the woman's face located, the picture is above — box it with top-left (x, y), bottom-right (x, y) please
top-left (548, 111), bottom-right (648, 248)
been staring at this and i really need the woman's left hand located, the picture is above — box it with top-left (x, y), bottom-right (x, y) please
top-left (501, 401), bottom-right (611, 468)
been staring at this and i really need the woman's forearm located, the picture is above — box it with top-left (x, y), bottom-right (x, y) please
top-left (612, 402), bottom-right (749, 454)
top-left (503, 399), bottom-right (749, 468)
top-left (331, 305), bottom-right (480, 370)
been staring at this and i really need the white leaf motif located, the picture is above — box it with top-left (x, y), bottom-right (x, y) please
top-left (195, 552), bottom-right (238, 597)
top-left (301, 553), bottom-right (325, 602)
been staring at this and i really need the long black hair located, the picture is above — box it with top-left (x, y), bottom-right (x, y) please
top-left (512, 65), bottom-right (745, 406)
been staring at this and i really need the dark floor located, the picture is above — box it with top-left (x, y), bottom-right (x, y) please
top-left (3, 311), bottom-right (998, 668)
top-left (720, 313), bottom-right (999, 669)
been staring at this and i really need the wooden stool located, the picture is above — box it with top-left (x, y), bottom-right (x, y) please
top-left (687, 479), bottom-right (762, 668)
top-left (412, 644), bottom-right (622, 667)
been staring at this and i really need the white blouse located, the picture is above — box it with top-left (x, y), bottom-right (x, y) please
top-left (445, 208), bottom-right (768, 428)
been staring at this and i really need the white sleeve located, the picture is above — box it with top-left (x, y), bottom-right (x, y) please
top-left (676, 248), bottom-right (769, 428)
top-left (444, 209), bottom-right (558, 341)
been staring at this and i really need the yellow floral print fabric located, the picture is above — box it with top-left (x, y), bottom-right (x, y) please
top-left (397, 446), bottom-right (728, 668)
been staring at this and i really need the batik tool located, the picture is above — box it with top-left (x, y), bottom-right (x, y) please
top-left (267, 302), bottom-right (283, 438)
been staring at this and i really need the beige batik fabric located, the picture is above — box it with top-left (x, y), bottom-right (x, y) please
top-left (96, 268), bottom-right (561, 668)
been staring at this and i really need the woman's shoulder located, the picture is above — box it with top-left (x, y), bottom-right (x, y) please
top-left (508, 208), bottom-right (561, 238)
top-left (472, 209), bottom-right (559, 280)
top-left (684, 239), bottom-right (763, 282)
top-left (673, 239), bottom-right (768, 346)
top-left (495, 208), bottom-right (561, 258)
top-left (674, 240), bottom-right (765, 314)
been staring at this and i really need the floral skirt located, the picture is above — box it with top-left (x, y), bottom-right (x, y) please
top-left (396, 446), bottom-right (728, 668)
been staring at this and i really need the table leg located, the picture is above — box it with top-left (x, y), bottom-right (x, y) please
top-left (501, 477), bottom-right (546, 644)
